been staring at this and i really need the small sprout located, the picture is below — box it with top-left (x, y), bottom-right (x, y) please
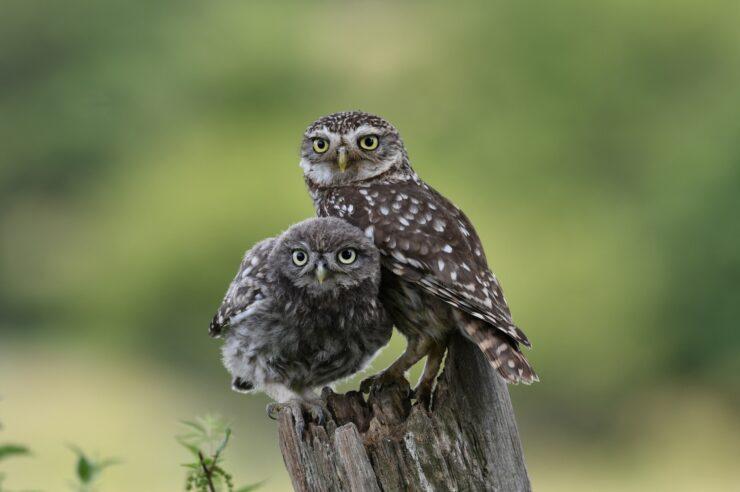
top-left (177, 415), bottom-right (263, 492)
top-left (67, 445), bottom-right (120, 492)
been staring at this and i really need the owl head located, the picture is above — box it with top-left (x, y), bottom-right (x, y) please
top-left (300, 111), bottom-right (413, 187)
top-left (269, 217), bottom-right (380, 296)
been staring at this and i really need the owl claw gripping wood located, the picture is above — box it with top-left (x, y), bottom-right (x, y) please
top-left (302, 111), bottom-right (538, 406)
top-left (266, 399), bottom-right (328, 436)
top-left (209, 218), bottom-right (393, 430)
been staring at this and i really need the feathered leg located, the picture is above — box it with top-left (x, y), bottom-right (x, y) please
top-left (360, 336), bottom-right (432, 393)
top-left (412, 341), bottom-right (446, 409)
top-left (265, 386), bottom-right (328, 435)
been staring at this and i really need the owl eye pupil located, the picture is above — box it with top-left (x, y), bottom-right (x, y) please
top-left (338, 248), bottom-right (357, 264)
top-left (292, 249), bottom-right (308, 266)
top-left (312, 138), bottom-right (329, 153)
top-left (358, 135), bottom-right (379, 150)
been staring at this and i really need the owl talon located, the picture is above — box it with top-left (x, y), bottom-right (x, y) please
top-left (266, 402), bottom-right (284, 420)
top-left (266, 401), bottom-right (306, 435)
top-left (266, 399), bottom-right (328, 435)
top-left (305, 400), bottom-right (328, 426)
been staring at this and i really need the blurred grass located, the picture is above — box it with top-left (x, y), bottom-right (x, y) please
top-left (1, 0), bottom-right (739, 490)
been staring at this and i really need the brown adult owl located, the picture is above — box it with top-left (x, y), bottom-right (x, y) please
top-left (300, 111), bottom-right (537, 406)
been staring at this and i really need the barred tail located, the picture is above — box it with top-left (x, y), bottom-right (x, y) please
top-left (462, 320), bottom-right (539, 385)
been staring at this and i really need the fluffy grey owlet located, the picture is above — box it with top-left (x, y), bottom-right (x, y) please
top-left (209, 217), bottom-right (392, 430)
top-left (301, 111), bottom-right (538, 407)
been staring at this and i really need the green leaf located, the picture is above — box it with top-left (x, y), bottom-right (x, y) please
top-left (236, 481), bottom-right (264, 492)
top-left (176, 437), bottom-right (201, 457)
top-left (77, 454), bottom-right (93, 483)
top-left (67, 444), bottom-right (86, 461)
top-left (180, 420), bottom-right (207, 434)
top-left (214, 428), bottom-right (231, 456)
top-left (97, 458), bottom-right (122, 471)
top-left (0, 444), bottom-right (31, 461)
top-left (67, 445), bottom-right (93, 483)
top-left (180, 463), bottom-right (201, 469)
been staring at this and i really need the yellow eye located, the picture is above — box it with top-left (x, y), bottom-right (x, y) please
top-left (337, 248), bottom-right (357, 265)
top-left (312, 138), bottom-right (329, 153)
top-left (358, 135), bottom-right (379, 151)
top-left (292, 249), bottom-right (308, 266)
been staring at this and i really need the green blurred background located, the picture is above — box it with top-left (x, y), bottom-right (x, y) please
top-left (1, 1), bottom-right (739, 490)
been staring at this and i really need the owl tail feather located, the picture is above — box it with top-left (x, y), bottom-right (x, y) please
top-left (462, 320), bottom-right (539, 385)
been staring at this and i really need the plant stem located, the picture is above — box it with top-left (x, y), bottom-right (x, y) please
top-left (198, 451), bottom-right (217, 492)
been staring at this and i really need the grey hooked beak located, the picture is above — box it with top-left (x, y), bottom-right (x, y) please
top-left (336, 146), bottom-right (348, 172)
top-left (315, 262), bottom-right (328, 284)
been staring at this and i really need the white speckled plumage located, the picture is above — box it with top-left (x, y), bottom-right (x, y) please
top-left (300, 111), bottom-right (537, 395)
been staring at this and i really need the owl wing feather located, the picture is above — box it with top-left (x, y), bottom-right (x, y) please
top-left (321, 181), bottom-right (530, 348)
top-left (209, 237), bottom-right (275, 338)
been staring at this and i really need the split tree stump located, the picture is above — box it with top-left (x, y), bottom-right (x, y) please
top-left (275, 334), bottom-right (532, 491)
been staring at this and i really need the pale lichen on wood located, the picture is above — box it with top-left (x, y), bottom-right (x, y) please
top-left (275, 334), bottom-right (532, 491)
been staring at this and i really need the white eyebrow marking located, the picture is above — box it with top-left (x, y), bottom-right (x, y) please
top-left (347, 124), bottom-right (381, 140)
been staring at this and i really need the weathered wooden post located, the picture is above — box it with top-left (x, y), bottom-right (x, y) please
top-left (275, 333), bottom-right (532, 491)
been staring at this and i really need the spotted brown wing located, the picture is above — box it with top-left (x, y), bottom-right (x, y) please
top-left (320, 181), bottom-right (530, 347)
